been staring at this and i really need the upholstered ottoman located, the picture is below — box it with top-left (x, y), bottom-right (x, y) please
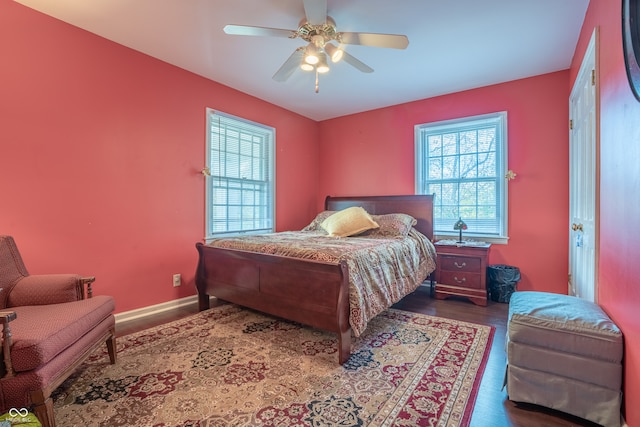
top-left (505, 291), bottom-right (623, 427)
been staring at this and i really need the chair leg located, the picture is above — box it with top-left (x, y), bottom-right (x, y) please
top-left (26, 327), bottom-right (116, 427)
top-left (106, 329), bottom-right (117, 364)
top-left (31, 392), bottom-right (55, 427)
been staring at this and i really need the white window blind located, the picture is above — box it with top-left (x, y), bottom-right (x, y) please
top-left (415, 112), bottom-right (507, 240)
top-left (206, 110), bottom-right (275, 238)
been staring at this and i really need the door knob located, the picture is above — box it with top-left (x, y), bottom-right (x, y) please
top-left (571, 223), bottom-right (584, 231)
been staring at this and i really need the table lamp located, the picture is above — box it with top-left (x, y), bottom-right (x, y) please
top-left (454, 218), bottom-right (467, 243)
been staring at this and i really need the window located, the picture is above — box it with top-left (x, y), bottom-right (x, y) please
top-left (205, 109), bottom-right (275, 239)
top-left (415, 112), bottom-right (507, 242)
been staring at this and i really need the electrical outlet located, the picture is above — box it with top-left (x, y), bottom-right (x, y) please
top-left (173, 274), bottom-right (181, 287)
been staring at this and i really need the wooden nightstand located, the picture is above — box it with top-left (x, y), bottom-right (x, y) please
top-left (434, 242), bottom-right (491, 306)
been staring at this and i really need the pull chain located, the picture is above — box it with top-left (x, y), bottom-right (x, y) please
top-left (315, 70), bottom-right (319, 93)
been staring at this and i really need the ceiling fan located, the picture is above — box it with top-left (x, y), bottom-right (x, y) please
top-left (223, 0), bottom-right (409, 92)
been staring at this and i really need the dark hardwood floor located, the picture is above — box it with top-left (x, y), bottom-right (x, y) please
top-left (116, 286), bottom-right (603, 427)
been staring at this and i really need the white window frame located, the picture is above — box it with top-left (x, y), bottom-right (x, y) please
top-left (415, 111), bottom-right (508, 244)
top-left (205, 109), bottom-right (275, 240)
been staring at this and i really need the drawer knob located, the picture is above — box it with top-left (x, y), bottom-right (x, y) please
top-left (454, 276), bottom-right (466, 284)
top-left (454, 261), bottom-right (467, 269)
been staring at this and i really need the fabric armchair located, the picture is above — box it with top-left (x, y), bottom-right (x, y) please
top-left (0, 235), bottom-right (116, 427)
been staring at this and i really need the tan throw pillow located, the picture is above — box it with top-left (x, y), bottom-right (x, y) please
top-left (321, 206), bottom-right (379, 237)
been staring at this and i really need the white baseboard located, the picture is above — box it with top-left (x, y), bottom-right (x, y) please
top-left (114, 295), bottom-right (200, 325)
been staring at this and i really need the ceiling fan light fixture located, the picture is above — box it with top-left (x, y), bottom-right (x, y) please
top-left (316, 54), bottom-right (330, 74)
top-left (324, 43), bottom-right (343, 63)
top-left (224, 3), bottom-right (406, 91)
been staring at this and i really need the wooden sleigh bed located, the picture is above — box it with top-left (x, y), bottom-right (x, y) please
top-left (195, 194), bottom-right (436, 364)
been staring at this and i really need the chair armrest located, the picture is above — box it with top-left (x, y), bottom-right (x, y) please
top-left (0, 310), bottom-right (17, 378)
top-left (6, 274), bottom-right (95, 307)
top-left (79, 276), bottom-right (96, 298)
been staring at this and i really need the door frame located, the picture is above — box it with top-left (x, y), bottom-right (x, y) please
top-left (568, 28), bottom-right (600, 302)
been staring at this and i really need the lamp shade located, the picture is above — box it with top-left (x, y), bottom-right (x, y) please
top-left (316, 53), bottom-right (330, 73)
top-left (304, 43), bottom-right (319, 65)
top-left (453, 218), bottom-right (468, 230)
top-left (324, 43), bottom-right (343, 63)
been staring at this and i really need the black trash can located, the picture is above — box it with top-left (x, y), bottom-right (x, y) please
top-left (487, 265), bottom-right (520, 303)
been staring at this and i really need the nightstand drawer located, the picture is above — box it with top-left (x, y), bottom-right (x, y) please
top-left (439, 255), bottom-right (481, 272)
top-left (439, 271), bottom-right (483, 289)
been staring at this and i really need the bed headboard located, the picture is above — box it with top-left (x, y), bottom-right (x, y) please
top-left (325, 194), bottom-right (435, 240)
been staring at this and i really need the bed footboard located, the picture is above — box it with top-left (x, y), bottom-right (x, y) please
top-left (195, 242), bottom-right (351, 364)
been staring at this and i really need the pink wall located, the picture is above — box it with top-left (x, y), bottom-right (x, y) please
top-left (571, 1), bottom-right (640, 424)
top-left (319, 72), bottom-right (571, 296)
top-left (0, 1), bottom-right (320, 313)
top-left (5, 0), bottom-right (637, 422)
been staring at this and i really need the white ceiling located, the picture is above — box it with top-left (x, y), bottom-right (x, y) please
top-left (15, 0), bottom-right (589, 121)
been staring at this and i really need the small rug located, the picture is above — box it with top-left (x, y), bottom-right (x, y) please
top-left (54, 305), bottom-right (494, 426)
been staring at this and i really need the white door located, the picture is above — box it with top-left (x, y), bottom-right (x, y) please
top-left (568, 29), bottom-right (598, 302)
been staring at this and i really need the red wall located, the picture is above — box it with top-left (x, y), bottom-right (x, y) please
top-left (318, 72), bottom-right (571, 296)
top-left (571, 1), bottom-right (640, 424)
top-left (5, 0), bottom-right (638, 422)
top-left (0, 1), bottom-right (320, 313)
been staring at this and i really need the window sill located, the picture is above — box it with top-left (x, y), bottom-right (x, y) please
top-left (433, 234), bottom-right (509, 245)
top-left (204, 229), bottom-right (273, 244)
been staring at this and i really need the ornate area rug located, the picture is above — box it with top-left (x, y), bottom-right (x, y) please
top-left (54, 304), bottom-right (494, 426)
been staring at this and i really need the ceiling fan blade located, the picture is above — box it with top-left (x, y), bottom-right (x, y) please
top-left (338, 32), bottom-right (409, 49)
top-left (341, 51), bottom-right (374, 73)
top-left (303, 0), bottom-right (327, 25)
top-left (273, 48), bottom-right (305, 82)
top-left (224, 25), bottom-right (296, 38)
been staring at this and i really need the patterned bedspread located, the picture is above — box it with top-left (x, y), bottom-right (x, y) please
top-left (208, 229), bottom-right (437, 336)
